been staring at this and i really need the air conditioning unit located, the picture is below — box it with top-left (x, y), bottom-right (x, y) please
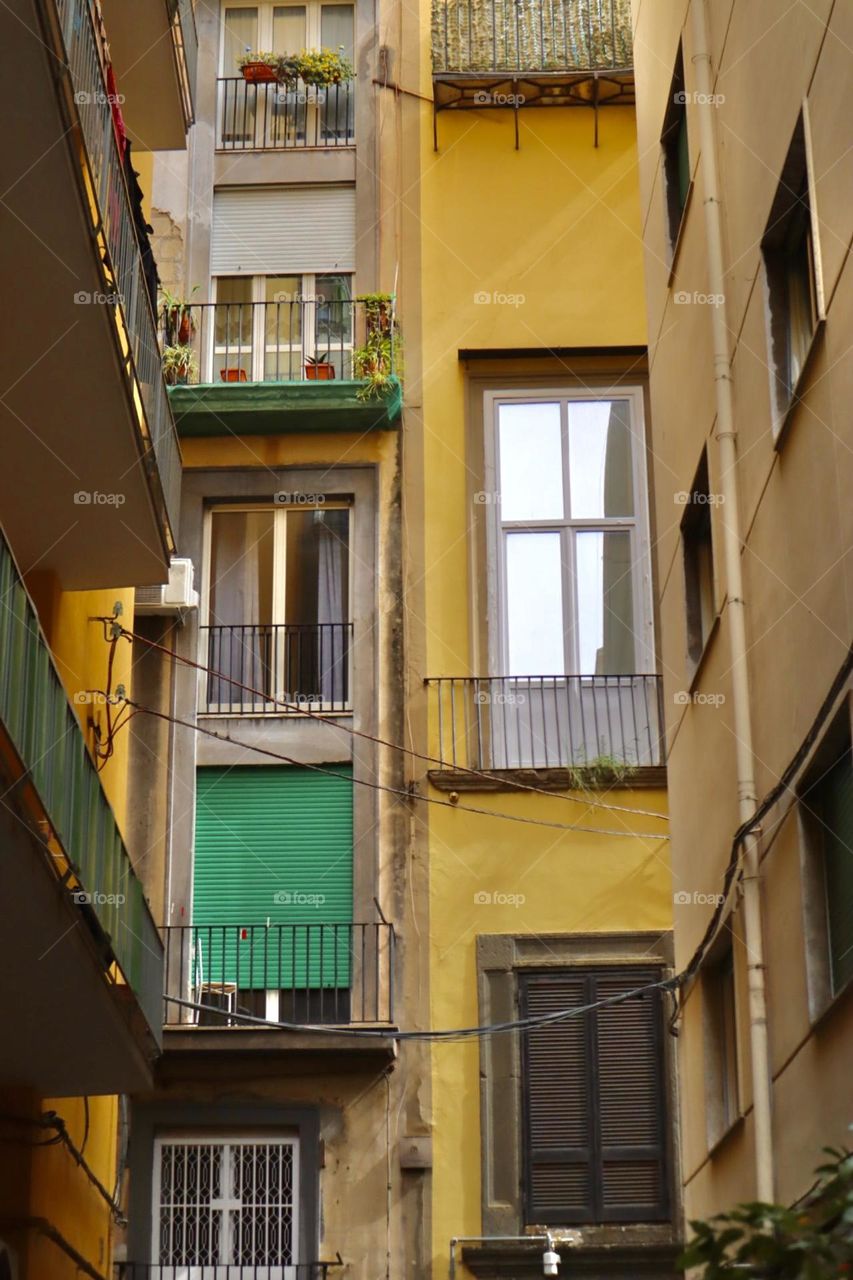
top-left (135, 558), bottom-right (199, 616)
top-left (0, 1239), bottom-right (19, 1280)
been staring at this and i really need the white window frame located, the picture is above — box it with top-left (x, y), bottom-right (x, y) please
top-left (151, 1133), bottom-right (301, 1274)
top-left (220, 0), bottom-right (353, 68)
top-left (208, 273), bottom-right (354, 383)
top-left (200, 500), bottom-right (354, 714)
top-left (483, 386), bottom-right (655, 678)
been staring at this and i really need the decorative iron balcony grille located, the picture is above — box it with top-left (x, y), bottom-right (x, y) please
top-left (426, 674), bottom-right (664, 772)
top-left (117, 1265), bottom-right (336, 1279)
top-left (199, 623), bottom-right (353, 714)
top-left (217, 77), bottom-right (354, 149)
top-left (431, 0), bottom-right (633, 74)
top-left (171, 0), bottom-right (199, 126)
top-left (163, 923), bottom-right (395, 1026)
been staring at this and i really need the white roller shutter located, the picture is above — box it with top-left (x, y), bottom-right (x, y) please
top-left (211, 186), bottom-right (356, 274)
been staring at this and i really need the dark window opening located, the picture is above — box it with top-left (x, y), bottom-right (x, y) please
top-left (661, 45), bottom-right (690, 252)
top-left (682, 451), bottom-right (715, 669)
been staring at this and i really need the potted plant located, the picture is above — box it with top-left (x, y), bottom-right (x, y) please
top-left (160, 285), bottom-right (199, 345)
top-left (162, 344), bottom-right (197, 386)
top-left (296, 46), bottom-right (355, 87)
top-left (352, 295), bottom-right (399, 400)
top-left (305, 353), bottom-right (335, 381)
top-left (220, 366), bottom-right (248, 383)
top-left (238, 51), bottom-right (279, 83)
top-left (274, 53), bottom-right (302, 90)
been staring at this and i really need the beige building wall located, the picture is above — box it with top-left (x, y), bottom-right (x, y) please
top-left (632, 0), bottom-right (853, 1221)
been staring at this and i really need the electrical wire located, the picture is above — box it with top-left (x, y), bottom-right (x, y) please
top-left (99, 620), bottom-right (669, 823)
top-left (165, 976), bottom-right (676, 1043)
top-left (0, 1111), bottom-right (126, 1225)
top-left (118, 695), bottom-right (669, 840)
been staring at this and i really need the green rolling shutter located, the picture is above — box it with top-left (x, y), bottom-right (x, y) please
top-left (193, 765), bottom-right (353, 988)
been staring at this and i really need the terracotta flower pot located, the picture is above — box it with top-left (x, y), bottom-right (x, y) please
top-left (220, 368), bottom-right (248, 382)
top-left (242, 63), bottom-right (278, 83)
top-left (305, 362), bottom-right (335, 381)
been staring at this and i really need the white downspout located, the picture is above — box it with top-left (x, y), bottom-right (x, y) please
top-left (689, 0), bottom-right (774, 1202)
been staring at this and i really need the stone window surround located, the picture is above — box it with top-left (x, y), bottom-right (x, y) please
top-left (475, 931), bottom-right (680, 1248)
top-left (126, 1101), bottom-right (321, 1265)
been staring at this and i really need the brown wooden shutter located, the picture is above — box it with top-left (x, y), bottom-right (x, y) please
top-left (520, 967), bottom-right (669, 1225)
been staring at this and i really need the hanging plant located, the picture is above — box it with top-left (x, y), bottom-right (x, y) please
top-left (296, 46), bottom-right (355, 87)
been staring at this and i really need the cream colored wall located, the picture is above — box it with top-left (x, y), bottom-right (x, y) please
top-left (632, 0), bottom-right (853, 1219)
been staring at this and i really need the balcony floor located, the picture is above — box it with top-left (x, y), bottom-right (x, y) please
top-left (0, 792), bottom-right (155, 1096)
top-left (159, 1026), bottom-right (398, 1077)
top-left (169, 378), bottom-right (403, 436)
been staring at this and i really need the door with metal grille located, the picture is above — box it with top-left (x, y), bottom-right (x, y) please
top-left (152, 1136), bottom-right (300, 1278)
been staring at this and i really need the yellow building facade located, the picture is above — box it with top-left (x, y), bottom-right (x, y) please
top-left (410, 9), bottom-right (677, 1273)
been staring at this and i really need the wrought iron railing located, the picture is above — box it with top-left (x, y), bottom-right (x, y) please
top-left (164, 923), bottom-right (395, 1026)
top-left (171, 0), bottom-right (199, 126)
top-left (199, 623), bottom-right (353, 713)
top-left (161, 298), bottom-right (394, 386)
top-left (117, 1264), bottom-right (336, 1279)
top-left (431, 0), bottom-right (633, 74)
top-left (426, 674), bottom-right (664, 771)
top-left (217, 77), bottom-right (355, 149)
top-left (52, 0), bottom-right (182, 546)
top-left (0, 525), bottom-right (163, 1042)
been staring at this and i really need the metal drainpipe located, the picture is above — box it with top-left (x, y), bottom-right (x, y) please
top-left (689, 0), bottom-right (774, 1202)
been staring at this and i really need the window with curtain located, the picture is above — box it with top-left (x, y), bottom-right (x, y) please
top-left (204, 504), bottom-right (351, 711)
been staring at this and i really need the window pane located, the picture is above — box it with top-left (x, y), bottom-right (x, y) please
top-left (498, 403), bottom-right (564, 521)
top-left (285, 508), bottom-right (350, 626)
top-left (209, 510), bottom-right (275, 624)
top-left (506, 533), bottom-right (564, 674)
top-left (213, 277), bottom-right (253, 381)
top-left (273, 5), bottom-right (306, 50)
top-left (316, 274), bottom-right (353, 377)
top-left (575, 530), bottom-right (635, 674)
top-left (223, 8), bottom-right (258, 73)
top-left (264, 275), bottom-right (302, 380)
top-left (812, 749), bottom-right (853, 995)
top-left (320, 3), bottom-right (354, 54)
top-left (568, 400), bottom-right (635, 518)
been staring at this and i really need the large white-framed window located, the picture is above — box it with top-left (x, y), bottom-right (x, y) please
top-left (200, 501), bottom-right (353, 712)
top-left (479, 388), bottom-right (657, 770)
top-left (152, 1134), bottom-right (300, 1275)
top-left (219, 2), bottom-right (355, 147)
top-left (484, 388), bottom-right (654, 678)
top-left (209, 273), bottom-right (353, 383)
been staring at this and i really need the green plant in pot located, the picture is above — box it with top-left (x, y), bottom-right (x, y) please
top-left (162, 343), bottom-right (197, 387)
top-left (160, 285), bottom-right (199, 346)
top-left (237, 50), bottom-right (280, 83)
top-left (305, 352), bottom-right (335, 381)
top-left (353, 294), bottom-right (399, 400)
top-left (296, 46), bottom-right (354, 86)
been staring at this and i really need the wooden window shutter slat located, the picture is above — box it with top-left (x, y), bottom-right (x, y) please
top-left (520, 966), bottom-right (669, 1226)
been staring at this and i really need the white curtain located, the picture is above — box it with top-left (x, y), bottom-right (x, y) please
top-left (315, 515), bottom-right (346, 702)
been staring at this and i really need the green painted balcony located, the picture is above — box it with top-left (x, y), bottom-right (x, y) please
top-left (0, 527), bottom-right (163, 1095)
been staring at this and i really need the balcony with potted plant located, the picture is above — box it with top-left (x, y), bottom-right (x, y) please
top-left (160, 293), bottom-right (401, 436)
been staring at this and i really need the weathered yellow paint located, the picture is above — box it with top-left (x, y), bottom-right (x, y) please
top-left (417, 99), bottom-right (669, 1270)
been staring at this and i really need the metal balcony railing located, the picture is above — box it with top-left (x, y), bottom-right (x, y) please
top-left (0, 525), bottom-right (163, 1042)
top-left (431, 0), bottom-right (633, 74)
top-left (117, 1264), bottom-right (336, 1279)
top-left (218, 77), bottom-right (355, 149)
top-left (164, 923), bottom-right (395, 1026)
top-left (199, 623), bottom-right (353, 713)
top-left (171, 0), bottom-right (199, 126)
top-left (53, 0), bottom-right (182, 545)
top-left (426, 674), bottom-right (665, 772)
top-left (162, 298), bottom-right (395, 386)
